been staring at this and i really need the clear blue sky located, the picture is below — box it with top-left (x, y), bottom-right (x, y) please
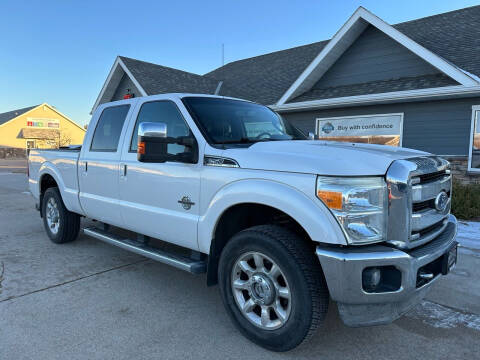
top-left (1, 0), bottom-right (479, 126)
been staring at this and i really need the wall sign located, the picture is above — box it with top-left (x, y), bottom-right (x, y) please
top-left (27, 118), bottom-right (60, 129)
top-left (316, 113), bottom-right (403, 147)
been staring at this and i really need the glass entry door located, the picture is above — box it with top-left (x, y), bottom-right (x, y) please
top-left (469, 107), bottom-right (480, 171)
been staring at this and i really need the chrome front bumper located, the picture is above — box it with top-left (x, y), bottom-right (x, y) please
top-left (316, 214), bottom-right (458, 327)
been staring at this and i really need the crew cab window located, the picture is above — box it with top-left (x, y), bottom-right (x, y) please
top-left (130, 101), bottom-right (191, 156)
top-left (90, 105), bottom-right (130, 152)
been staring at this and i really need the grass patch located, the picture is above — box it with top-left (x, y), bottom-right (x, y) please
top-left (451, 182), bottom-right (480, 220)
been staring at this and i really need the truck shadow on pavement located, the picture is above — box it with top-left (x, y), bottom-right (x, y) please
top-left (1, 181), bottom-right (479, 359)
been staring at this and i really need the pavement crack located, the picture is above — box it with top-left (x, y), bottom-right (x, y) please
top-left (0, 259), bottom-right (149, 303)
top-left (407, 300), bottom-right (480, 331)
top-left (425, 299), bottom-right (480, 317)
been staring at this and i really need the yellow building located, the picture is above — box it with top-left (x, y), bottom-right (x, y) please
top-left (0, 103), bottom-right (85, 149)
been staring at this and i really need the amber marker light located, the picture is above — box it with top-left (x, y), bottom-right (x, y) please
top-left (138, 141), bottom-right (145, 155)
top-left (317, 190), bottom-right (343, 210)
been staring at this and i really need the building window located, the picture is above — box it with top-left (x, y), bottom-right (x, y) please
top-left (468, 106), bottom-right (480, 173)
top-left (46, 140), bottom-right (57, 148)
top-left (316, 113), bottom-right (404, 146)
top-left (26, 140), bottom-right (36, 149)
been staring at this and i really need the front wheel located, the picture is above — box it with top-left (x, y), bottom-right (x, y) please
top-left (42, 187), bottom-right (80, 244)
top-left (218, 225), bottom-right (329, 352)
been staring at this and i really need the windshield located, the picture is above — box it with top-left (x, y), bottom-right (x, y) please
top-left (182, 97), bottom-right (305, 146)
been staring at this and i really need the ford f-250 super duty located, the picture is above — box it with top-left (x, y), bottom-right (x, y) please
top-left (28, 93), bottom-right (458, 351)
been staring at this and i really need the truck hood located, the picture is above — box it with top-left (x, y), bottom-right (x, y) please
top-left (222, 140), bottom-right (429, 176)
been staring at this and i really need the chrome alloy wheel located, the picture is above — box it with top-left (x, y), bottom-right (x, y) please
top-left (231, 251), bottom-right (291, 330)
top-left (46, 197), bottom-right (60, 235)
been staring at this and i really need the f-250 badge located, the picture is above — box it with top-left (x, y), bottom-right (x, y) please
top-left (178, 196), bottom-right (195, 210)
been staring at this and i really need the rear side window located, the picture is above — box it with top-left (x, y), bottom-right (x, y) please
top-left (90, 105), bottom-right (130, 152)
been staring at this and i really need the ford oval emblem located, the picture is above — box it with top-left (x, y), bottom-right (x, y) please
top-left (435, 191), bottom-right (449, 212)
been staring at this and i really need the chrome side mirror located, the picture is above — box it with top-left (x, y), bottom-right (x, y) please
top-left (137, 121), bottom-right (198, 164)
top-left (138, 122), bottom-right (168, 163)
top-left (308, 132), bottom-right (315, 140)
top-left (138, 122), bottom-right (167, 138)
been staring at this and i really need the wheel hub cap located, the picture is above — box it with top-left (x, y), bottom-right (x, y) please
top-left (250, 274), bottom-right (275, 305)
top-left (231, 251), bottom-right (291, 330)
top-left (46, 197), bottom-right (60, 235)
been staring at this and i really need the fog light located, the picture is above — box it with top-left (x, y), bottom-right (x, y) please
top-left (362, 267), bottom-right (381, 292)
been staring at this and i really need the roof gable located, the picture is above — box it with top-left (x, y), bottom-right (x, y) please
top-left (92, 6), bottom-right (480, 110)
top-left (277, 7), bottom-right (479, 105)
top-left (120, 56), bottom-right (220, 96)
top-left (286, 25), bottom-right (460, 103)
top-left (110, 73), bottom-right (142, 102)
top-left (0, 105), bottom-right (39, 126)
top-left (313, 25), bottom-right (458, 88)
top-left (91, 56), bottom-right (224, 112)
top-left (41, 103), bottom-right (86, 132)
top-left (0, 103), bottom-right (85, 131)
top-left (394, 5), bottom-right (480, 80)
top-left (91, 57), bottom-right (148, 113)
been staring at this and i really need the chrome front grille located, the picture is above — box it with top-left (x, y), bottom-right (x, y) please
top-left (386, 156), bottom-right (451, 250)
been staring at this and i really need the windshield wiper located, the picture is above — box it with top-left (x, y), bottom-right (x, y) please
top-left (216, 136), bottom-right (301, 148)
top-left (216, 137), bottom-right (257, 145)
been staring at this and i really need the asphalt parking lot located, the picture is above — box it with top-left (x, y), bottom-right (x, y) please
top-left (1, 161), bottom-right (480, 359)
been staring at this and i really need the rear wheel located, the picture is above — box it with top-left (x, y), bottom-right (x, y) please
top-left (218, 225), bottom-right (329, 352)
top-left (42, 187), bottom-right (80, 244)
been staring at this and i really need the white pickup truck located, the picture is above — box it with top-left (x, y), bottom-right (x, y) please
top-left (28, 93), bottom-right (458, 351)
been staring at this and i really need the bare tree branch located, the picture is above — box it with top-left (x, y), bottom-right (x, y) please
top-left (58, 131), bottom-right (72, 148)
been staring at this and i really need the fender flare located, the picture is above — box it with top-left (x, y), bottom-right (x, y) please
top-left (38, 162), bottom-right (67, 201)
top-left (37, 162), bottom-right (84, 215)
top-left (197, 179), bottom-right (347, 254)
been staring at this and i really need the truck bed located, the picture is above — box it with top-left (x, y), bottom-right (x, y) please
top-left (28, 148), bottom-right (83, 216)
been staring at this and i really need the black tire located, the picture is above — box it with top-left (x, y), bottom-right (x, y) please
top-left (42, 187), bottom-right (80, 244)
top-left (218, 225), bottom-right (329, 352)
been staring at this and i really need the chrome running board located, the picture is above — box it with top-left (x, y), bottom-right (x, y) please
top-left (83, 227), bottom-right (206, 274)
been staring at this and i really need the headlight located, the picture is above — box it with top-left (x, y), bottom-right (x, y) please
top-left (316, 176), bottom-right (387, 245)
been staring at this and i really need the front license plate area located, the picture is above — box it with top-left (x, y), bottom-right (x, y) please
top-left (442, 244), bottom-right (457, 275)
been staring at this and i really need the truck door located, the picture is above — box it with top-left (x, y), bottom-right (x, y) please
top-left (118, 99), bottom-right (201, 250)
top-left (78, 103), bottom-right (133, 227)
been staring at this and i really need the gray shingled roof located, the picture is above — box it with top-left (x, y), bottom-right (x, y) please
top-left (118, 5), bottom-right (480, 105)
top-left (118, 43), bottom-right (328, 105)
top-left (206, 41), bottom-right (329, 104)
top-left (290, 73), bottom-right (458, 103)
top-left (0, 105), bottom-right (38, 126)
top-left (119, 56), bottom-right (220, 95)
top-left (394, 5), bottom-right (480, 79)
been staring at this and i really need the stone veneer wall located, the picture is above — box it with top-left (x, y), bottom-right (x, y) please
top-left (0, 147), bottom-right (27, 159)
top-left (444, 156), bottom-right (480, 185)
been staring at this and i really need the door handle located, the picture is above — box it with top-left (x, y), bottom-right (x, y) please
top-left (120, 164), bottom-right (127, 177)
top-left (85, 161), bottom-right (88, 173)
